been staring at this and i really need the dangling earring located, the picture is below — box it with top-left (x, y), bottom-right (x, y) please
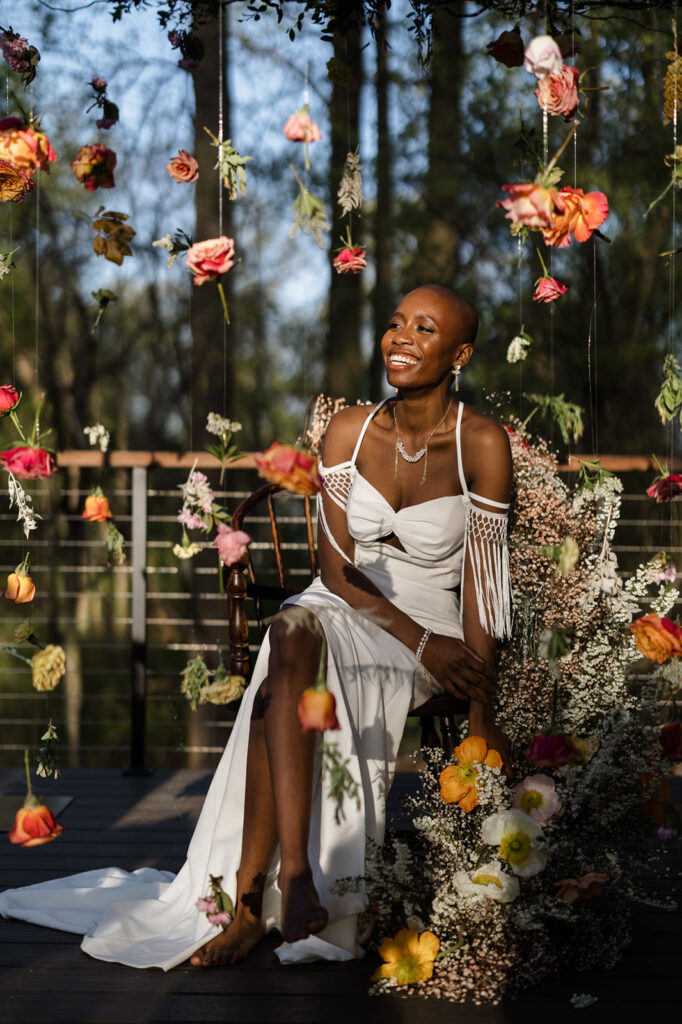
top-left (453, 365), bottom-right (461, 392)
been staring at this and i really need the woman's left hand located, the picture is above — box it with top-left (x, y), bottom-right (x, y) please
top-left (468, 705), bottom-right (514, 781)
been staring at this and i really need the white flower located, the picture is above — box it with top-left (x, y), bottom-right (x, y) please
top-left (7, 471), bottom-right (41, 538)
top-left (570, 993), bottom-right (598, 1009)
top-left (152, 233), bottom-right (173, 252)
top-left (452, 862), bottom-right (520, 903)
top-left (481, 808), bottom-right (548, 877)
top-left (84, 422), bottom-right (110, 453)
top-left (206, 412), bottom-right (234, 438)
top-left (506, 335), bottom-right (530, 363)
top-left (172, 541), bottom-right (203, 559)
top-left (512, 774), bottom-right (561, 824)
top-left (524, 35), bottom-right (563, 79)
top-left (179, 465), bottom-right (215, 515)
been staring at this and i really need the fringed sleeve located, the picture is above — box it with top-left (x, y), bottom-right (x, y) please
top-left (317, 462), bottom-right (354, 566)
top-left (460, 498), bottom-right (512, 640)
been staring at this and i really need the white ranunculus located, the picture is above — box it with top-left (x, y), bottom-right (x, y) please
top-left (481, 808), bottom-right (548, 877)
top-left (453, 862), bottom-right (520, 903)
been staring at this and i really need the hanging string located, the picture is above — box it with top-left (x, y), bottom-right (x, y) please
top-left (7, 75), bottom-right (15, 386)
top-left (517, 234), bottom-right (524, 417)
top-left (34, 173), bottom-right (40, 401)
top-left (218, 0), bottom-right (227, 417)
top-left (590, 241), bottom-right (599, 458)
top-left (668, 7), bottom-right (679, 553)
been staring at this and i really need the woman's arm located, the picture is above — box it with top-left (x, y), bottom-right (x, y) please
top-left (318, 408), bottom-right (496, 706)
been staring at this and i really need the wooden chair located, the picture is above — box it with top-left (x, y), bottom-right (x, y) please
top-left (227, 483), bottom-right (467, 759)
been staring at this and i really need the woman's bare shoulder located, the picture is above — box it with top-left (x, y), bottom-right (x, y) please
top-left (462, 405), bottom-right (512, 456)
top-left (322, 403), bottom-right (378, 465)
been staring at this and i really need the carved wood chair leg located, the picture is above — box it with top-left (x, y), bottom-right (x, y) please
top-left (420, 715), bottom-right (440, 751)
top-left (440, 715), bottom-right (457, 761)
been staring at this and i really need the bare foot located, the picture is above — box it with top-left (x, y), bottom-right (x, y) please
top-left (190, 913), bottom-right (266, 967)
top-left (279, 869), bottom-right (329, 943)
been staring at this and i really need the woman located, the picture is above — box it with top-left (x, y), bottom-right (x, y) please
top-left (0, 284), bottom-right (513, 971)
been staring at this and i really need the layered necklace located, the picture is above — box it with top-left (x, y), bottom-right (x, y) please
top-left (393, 398), bottom-right (453, 485)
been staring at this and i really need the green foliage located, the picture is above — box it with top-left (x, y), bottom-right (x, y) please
top-left (180, 655), bottom-right (211, 711)
top-left (525, 393), bottom-right (584, 446)
top-left (654, 353), bottom-right (682, 428)
top-left (36, 719), bottom-right (60, 779)
top-left (571, 457), bottom-right (613, 492)
top-left (319, 741), bottom-right (361, 825)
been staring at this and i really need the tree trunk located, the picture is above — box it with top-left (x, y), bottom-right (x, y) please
top-left (369, 7), bottom-right (393, 401)
top-left (190, 10), bottom-right (233, 444)
top-left (324, 27), bottom-right (364, 401)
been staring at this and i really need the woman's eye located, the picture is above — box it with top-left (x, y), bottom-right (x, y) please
top-left (417, 325), bottom-right (433, 333)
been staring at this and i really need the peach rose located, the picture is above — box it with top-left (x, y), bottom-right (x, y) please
top-left (82, 493), bottom-right (114, 522)
top-left (0, 158), bottom-right (34, 202)
top-left (9, 802), bottom-right (65, 846)
top-left (185, 236), bottom-right (235, 286)
top-left (71, 143), bottom-right (116, 191)
top-left (166, 149), bottom-right (199, 183)
top-left (283, 112), bottom-right (322, 143)
top-left (254, 442), bottom-right (321, 495)
top-left (0, 117), bottom-right (57, 174)
top-left (3, 571), bottom-right (35, 604)
top-left (496, 182), bottom-right (566, 230)
top-left (524, 35), bottom-right (563, 79)
top-left (542, 187), bottom-right (609, 248)
top-left (332, 246), bottom-right (367, 274)
top-left (630, 613), bottom-right (682, 664)
top-left (298, 687), bottom-right (340, 732)
top-left (212, 523), bottom-right (251, 566)
top-left (535, 65), bottom-right (580, 121)
top-left (0, 446), bottom-right (55, 478)
top-left (532, 275), bottom-right (570, 303)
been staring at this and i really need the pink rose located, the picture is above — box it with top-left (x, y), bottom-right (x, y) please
top-left (0, 32), bottom-right (29, 73)
top-left (283, 112), bottom-right (322, 144)
top-left (185, 236), bottom-right (235, 286)
top-left (166, 150), bottom-right (199, 183)
top-left (0, 446), bottom-right (56, 479)
top-left (486, 28), bottom-right (525, 68)
top-left (646, 473), bottom-right (682, 503)
top-left (0, 385), bottom-right (19, 413)
top-left (532, 275), bottom-right (570, 303)
top-left (70, 143), bottom-right (116, 191)
top-left (535, 65), bottom-right (580, 121)
top-left (497, 182), bottom-right (566, 230)
top-left (195, 897), bottom-right (217, 914)
top-left (213, 523), bottom-right (251, 567)
top-left (525, 732), bottom-right (577, 767)
top-left (524, 35), bottom-right (563, 79)
top-left (333, 246), bottom-right (367, 274)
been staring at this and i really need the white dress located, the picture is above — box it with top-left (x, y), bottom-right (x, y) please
top-left (0, 400), bottom-right (510, 970)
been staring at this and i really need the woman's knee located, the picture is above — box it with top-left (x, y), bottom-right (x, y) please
top-left (267, 609), bottom-right (321, 677)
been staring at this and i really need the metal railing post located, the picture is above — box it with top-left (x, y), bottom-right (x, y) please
top-left (127, 465), bottom-right (150, 775)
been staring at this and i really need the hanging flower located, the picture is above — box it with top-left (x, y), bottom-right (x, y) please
top-left (497, 182), bottom-right (565, 230)
top-left (86, 77), bottom-right (119, 130)
top-left (535, 65), bottom-right (580, 121)
top-left (654, 563), bottom-right (677, 584)
top-left (371, 928), bottom-right (440, 986)
top-left (333, 227), bottom-right (367, 276)
top-left (511, 773), bottom-right (560, 824)
top-left (185, 236), bottom-right (235, 285)
top-left (167, 28), bottom-right (204, 71)
top-left (0, 117), bottom-right (57, 174)
top-left (166, 149), bottom-right (199, 183)
top-left (203, 128), bottom-right (252, 199)
top-left (198, 674), bottom-right (246, 706)
top-left (486, 28), bottom-right (525, 68)
top-left (481, 808), bottom-right (548, 877)
top-left (31, 645), bottom-right (66, 692)
top-left (0, 446), bottom-right (55, 478)
top-left (0, 385), bottom-right (19, 413)
top-left (82, 489), bottom-right (114, 522)
top-left (10, 799), bottom-right (64, 847)
top-left (0, 29), bottom-right (40, 85)
top-left (71, 143), bottom-right (116, 191)
top-left (196, 874), bottom-right (235, 931)
top-left (506, 333), bottom-right (531, 363)
top-left (525, 732), bottom-right (577, 767)
top-left (630, 613), bottom-right (682, 664)
top-left (298, 687), bottom-right (340, 732)
top-left (289, 164), bottom-right (329, 247)
top-left (3, 553), bottom-right (35, 604)
top-left (453, 862), bottom-right (520, 902)
top-left (337, 148), bottom-right (363, 215)
top-left (255, 442), bottom-right (321, 495)
top-left (212, 523), bottom-right (251, 567)
top-left (439, 735), bottom-right (504, 812)
top-left (524, 35), bottom-right (563, 79)
top-left (283, 105), bottom-right (322, 171)
top-left (542, 187), bottom-right (609, 248)
top-left (92, 208), bottom-right (135, 265)
top-left (646, 473), bottom-right (682, 502)
top-left (533, 274), bottom-right (570, 303)
top-left (660, 721), bottom-right (682, 761)
top-left (0, 158), bottom-right (33, 202)
top-left (554, 872), bottom-right (608, 903)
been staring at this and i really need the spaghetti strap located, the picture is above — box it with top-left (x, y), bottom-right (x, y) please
top-left (455, 401), bottom-right (467, 495)
top-left (350, 398), bottom-right (391, 467)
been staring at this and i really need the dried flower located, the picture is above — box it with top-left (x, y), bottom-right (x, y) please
top-left (198, 674), bottom-right (245, 705)
top-left (71, 143), bottom-right (116, 191)
top-left (92, 208), bottom-right (135, 265)
top-left (486, 28), bottom-right (525, 68)
top-left (337, 148), bottom-right (362, 215)
top-left (31, 645), bottom-right (66, 692)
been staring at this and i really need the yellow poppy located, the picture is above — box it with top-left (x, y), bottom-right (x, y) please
top-left (439, 736), bottom-right (503, 812)
top-left (372, 928), bottom-right (440, 986)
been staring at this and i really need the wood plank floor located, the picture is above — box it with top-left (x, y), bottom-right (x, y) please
top-left (0, 768), bottom-right (679, 1024)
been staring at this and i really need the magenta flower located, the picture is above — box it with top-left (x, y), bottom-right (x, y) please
top-left (646, 473), bottom-right (682, 503)
top-left (533, 275), bottom-right (570, 303)
top-left (90, 76), bottom-right (107, 92)
top-left (525, 732), bottom-right (577, 767)
top-left (657, 826), bottom-right (679, 841)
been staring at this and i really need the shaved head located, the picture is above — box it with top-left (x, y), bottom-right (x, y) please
top-left (406, 284), bottom-right (479, 348)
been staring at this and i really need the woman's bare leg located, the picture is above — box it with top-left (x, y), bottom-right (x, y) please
top-left (190, 611), bottom-right (327, 965)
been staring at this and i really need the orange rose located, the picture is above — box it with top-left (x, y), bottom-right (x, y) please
top-left (0, 117), bottom-right (57, 174)
top-left (630, 613), bottom-right (682, 664)
top-left (0, 158), bottom-right (34, 202)
top-left (9, 802), bottom-right (65, 846)
top-left (542, 186), bottom-right (609, 248)
top-left (3, 570), bottom-right (35, 604)
top-left (439, 736), bottom-right (504, 813)
top-left (82, 493), bottom-right (114, 522)
top-left (297, 687), bottom-right (340, 732)
top-left (166, 149), bottom-right (199, 183)
top-left (254, 443), bottom-right (321, 495)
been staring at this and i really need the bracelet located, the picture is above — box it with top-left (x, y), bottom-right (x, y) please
top-left (415, 627), bottom-right (432, 662)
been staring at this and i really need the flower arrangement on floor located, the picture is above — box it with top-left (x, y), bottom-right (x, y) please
top-left (336, 421), bottom-right (678, 1005)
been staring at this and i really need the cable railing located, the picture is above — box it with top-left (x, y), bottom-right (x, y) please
top-left (0, 450), bottom-right (680, 773)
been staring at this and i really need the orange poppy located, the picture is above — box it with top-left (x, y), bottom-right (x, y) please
top-left (439, 736), bottom-right (503, 812)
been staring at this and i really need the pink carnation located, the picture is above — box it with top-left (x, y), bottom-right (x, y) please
top-left (185, 236), bottom-right (235, 286)
top-left (283, 112), bottom-right (322, 144)
top-left (213, 523), bottom-right (251, 567)
top-left (646, 474), bottom-right (682, 503)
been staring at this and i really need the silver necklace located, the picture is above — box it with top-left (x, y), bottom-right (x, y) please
top-left (393, 399), bottom-right (453, 485)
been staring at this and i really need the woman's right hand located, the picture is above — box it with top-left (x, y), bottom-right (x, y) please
top-left (419, 632), bottom-right (496, 705)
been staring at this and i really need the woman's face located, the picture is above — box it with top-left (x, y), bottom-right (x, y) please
top-left (381, 287), bottom-right (471, 390)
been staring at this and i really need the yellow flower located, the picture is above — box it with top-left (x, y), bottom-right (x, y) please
top-left (372, 928), bottom-right (440, 986)
top-left (31, 645), bottom-right (66, 692)
top-left (439, 735), bottom-right (503, 812)
top-left (558, 536), bottom-right (580, 576)
top-left (199, 675), bottom-right (245, 705)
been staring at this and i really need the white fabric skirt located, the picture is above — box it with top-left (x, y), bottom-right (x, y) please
top-left (0, 577), bottom-right (443, 970)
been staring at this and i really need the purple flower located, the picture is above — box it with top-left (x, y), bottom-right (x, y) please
top-left (178, 58), bottom-right (201, 71)
top-left (0, 32), bottom-right (28, 72)
top-left (657, 826), bottom-right (679, 842)
top-left (96, 117), bottom-right (117, 130)
top-left (167, 30), bottom-right (182, 48)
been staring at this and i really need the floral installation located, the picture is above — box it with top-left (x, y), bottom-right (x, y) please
top-left (84, 422), bottom-right (111, 454)
top-left (71, 143), bottom-right (116, 191)
top-left (167, 28), bottom-right (204, 71)
top-left (531, 251), bottom-right (570, 304)
top-left (180, 649), bottom-right (245, 710)
top-left (185, 236), bottom-right (235, 325)
top-left (337, 147), bottom-right (363, 215)
top-left (87, 76), bottom-right (119, 130)
top-left (9, 750), bottom-right (64, 847)
top-left (152, 227), bottom-right (192, 268)
top-left (254, 441), bottom-right (321, 495)
top-left (289, 164), bottom-right (329, 249)
top-left (506, 330), bottom-right (532, 364)
top-left (0, 246), bottom-right (18, 278)
top-left (663, 22), bottom-right (681, 126)
top-left (203, 127), bottom-right (252, 199)
top-left (283, 104), bottom-right (322, 171)
top-left (332, 226), bottom-right (367, 275)
top-left (0, 26), bottom-right (40, 85)
top-left (204, 412), bottom-right (242, 484)
top-left (92, 208), bottom-right (135, 266)
top-left (3, 553), bottom-right (35, 604)
top-left (81, 486), bottom-right (126, 566)
top-left (196, 874), bottom-right (235, 930)
top-left (166, 149), bottom-right (198, 184)
top-left (90, 289), bottom-right (118, 334)
top-left (335, 423), bottom-right (679, 1004)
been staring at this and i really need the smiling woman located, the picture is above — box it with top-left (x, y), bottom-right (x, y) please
top-left (0, 284), bottom-right (513, 974)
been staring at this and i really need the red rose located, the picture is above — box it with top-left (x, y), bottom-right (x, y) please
top-left (532, 275), bottom-right (570, 303)
top-left (525, 732), bottom-right (577, 767)
top-left (0, 385), bottom-right (19, 413)
top-left (254, 442), bottom-right (321, 496)
top-left (297, 687), bottom-right (340, 732)
top-left (9, 802), bottom-right (65, 846)
top-left (0, 446), bottom-right (56, 479)
top-left (646, 473), bottom-right (682, 503)
top-left (660, 721), bottom-right (682, 761)
top-left (333, 246), bottom-right (367, 274)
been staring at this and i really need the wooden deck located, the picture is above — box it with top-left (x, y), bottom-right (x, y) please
top-left (0, 768), bottom-right (679, 1024)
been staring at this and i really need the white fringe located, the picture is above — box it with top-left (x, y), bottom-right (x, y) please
top-left (461, 501), bottom-right (512, 639)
